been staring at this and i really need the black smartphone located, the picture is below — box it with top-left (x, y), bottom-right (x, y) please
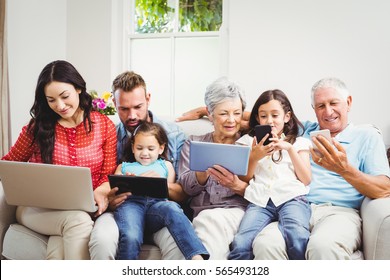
top-left (254, 125), bottom-right (272, 145)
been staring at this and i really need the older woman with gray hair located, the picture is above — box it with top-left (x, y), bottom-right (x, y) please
top-left (177, 77), bottom-right (250, 259)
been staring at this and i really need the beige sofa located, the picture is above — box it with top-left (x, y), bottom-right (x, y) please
top-left (0, 118), bottom-right (213, 260)
top-left (1, 118), bottom-right (390, 259)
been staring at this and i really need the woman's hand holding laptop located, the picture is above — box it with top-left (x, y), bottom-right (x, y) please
top-left (93, 182), bottom-right (111, 217)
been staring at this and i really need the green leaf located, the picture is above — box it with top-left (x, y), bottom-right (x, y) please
top-left (135, 0), bottom-right (222, 33)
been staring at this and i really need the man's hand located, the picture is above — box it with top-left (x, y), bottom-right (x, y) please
top-left (240, 119), bottom-right (250, 132)
top-left (175, 106), bottom-right (251, 131)
top-left (168, 182), bottom-right (188, 203)
top-left (107, 187), bottom-right (131, 211)
top-left (175, 107), bottom-right (208, 122)
top-left (310, 136), bottom-right (349, 174)
top-left (311, 134), bottom-right (390, 198)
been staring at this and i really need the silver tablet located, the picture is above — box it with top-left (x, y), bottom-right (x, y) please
top-left (189, 141), bottom-right (250, 176)
top-left (0, 160), bottom-right (98, 212)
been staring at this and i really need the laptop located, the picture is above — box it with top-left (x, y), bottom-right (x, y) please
top-left (189, 141), bottom-right (251, 176)
top-left (0, 160), bottom-right (98, 212)
top-left (108, 175), bottom-right (168, 199)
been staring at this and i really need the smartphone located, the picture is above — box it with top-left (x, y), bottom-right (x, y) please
top-left (255, 125), bottom-right (272, 145)
top-left (309, 129), bottom-right (332, 150)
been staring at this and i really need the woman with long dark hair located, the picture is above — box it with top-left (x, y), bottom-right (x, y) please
top-left (2, 60), bottom-right (117, 259)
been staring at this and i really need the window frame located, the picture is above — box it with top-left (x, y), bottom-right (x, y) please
top-left (112, 0), bottom-right (229, 116)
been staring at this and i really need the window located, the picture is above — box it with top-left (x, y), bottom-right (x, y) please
top-left (135, 0), bottom-right (222, 33)
top-left (122, 0), bottom-right (227, 117)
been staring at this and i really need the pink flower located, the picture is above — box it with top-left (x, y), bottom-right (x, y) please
top-left (92, 99), bottom-right (99, 108)
top-left (90, 90), bottom-right (116, 115)
top-left (96, 99), bottom-right (107, 110)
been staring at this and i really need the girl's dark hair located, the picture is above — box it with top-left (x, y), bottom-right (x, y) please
top-left (27, 60), bottom-right (93, 163)
top-left (122, 122), bottom-right (169, 162)
top-left (248, 89), bottom-right (303, 163)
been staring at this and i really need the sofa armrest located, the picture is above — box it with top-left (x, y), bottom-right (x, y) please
top-left (0, 181), bottom-right (17, 258)
top-left (360, 196), bottom-right (390, 259)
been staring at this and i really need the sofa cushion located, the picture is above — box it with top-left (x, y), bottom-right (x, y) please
top-left (0, 182), bottom-right (17, 258)
top-left (139, 244), bottom-right (162, 260)
top-left (361, 197), bottom-right (390, 259)
top-left (2, 223), bottom-right (162, 260)
top-left (2, 223), bottom-right (48, 260)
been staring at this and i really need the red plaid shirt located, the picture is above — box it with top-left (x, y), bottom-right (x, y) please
top-left (2, 111), bottom-right (117, 189)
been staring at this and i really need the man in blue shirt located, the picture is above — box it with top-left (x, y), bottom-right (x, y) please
top-left (89, 71), bottom-right (188, 260)
top-left (177, 77), bottom-right (390, 259)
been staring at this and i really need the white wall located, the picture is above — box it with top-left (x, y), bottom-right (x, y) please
top-left (66, 0), bottom-right (112, 95)
top-left (7, 0), bottom-right (67, 143)
top-left (228, 0), bottom-right (390, 145)
top-left (7, 0), bottom-right (114, 143)
top-left (6, 0), bottom-right (390, 146)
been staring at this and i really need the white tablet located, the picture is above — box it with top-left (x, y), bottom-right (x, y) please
top-left (189, 141), bottom-right (250, 176)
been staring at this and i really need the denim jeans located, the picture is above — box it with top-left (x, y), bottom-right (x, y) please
top-left (114, 196), bottom-right (209, 260)
top-left (228, 196), bottom-right (311, 260)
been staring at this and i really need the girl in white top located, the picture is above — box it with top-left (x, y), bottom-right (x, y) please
top-left (228, 89), bottom-right (312, 260)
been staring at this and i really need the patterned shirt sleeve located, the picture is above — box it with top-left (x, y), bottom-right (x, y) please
top-left (97, 116), bottom-right (117, 187)
top-left (1, 124), bottom-right (36, 161)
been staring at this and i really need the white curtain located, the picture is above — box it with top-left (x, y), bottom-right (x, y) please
top-left (0, 0), bottom-right (10, 156)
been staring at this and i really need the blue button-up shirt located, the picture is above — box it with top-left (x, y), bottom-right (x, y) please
top-left (302, 121), bottom-right (390, 209)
